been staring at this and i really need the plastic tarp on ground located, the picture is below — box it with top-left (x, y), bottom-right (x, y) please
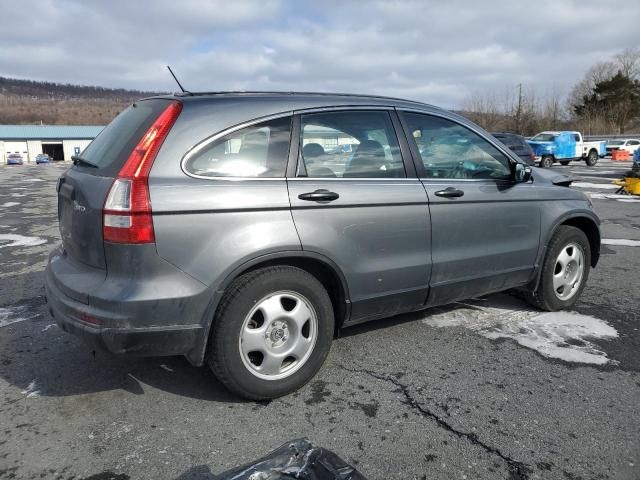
top-left (213, 438), bottom-right (368, 480)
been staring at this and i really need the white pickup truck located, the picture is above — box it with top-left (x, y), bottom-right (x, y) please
top-left (527, 131), bottom-right (606, 168)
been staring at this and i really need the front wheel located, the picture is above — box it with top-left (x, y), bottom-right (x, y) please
top-left (585, 150), bottom-right (598, 166)
top-left (525, 226), bottom-right (591, 311)
top-left (207, 266), bottom-right (334, 400)
top-left (540, 155), bottom-right (554, 168)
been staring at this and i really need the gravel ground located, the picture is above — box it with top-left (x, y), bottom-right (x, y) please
top-left (0, 159), bottom-right (638, 480)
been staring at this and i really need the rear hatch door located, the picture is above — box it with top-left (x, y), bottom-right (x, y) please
top-left (57, 99), bottom-right (173, 269)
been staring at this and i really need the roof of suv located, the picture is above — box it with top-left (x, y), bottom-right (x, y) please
top-left (146, 91), bottom-right (443, 112)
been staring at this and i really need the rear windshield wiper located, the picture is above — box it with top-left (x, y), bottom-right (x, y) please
top-left (71, 156), bottom-right (98, 168)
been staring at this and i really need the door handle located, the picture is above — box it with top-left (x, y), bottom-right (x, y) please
top-left (434, 187), bottom-right (464, 198)
top-left (298, 189), bottom-right (340, 202)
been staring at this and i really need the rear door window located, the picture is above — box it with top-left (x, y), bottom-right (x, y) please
top-left (184, 116), bottom-right (292, 178)
top-left (80, 99), bottom-right (172, 176)
top-left (299, 111), bottom-right (405, 178)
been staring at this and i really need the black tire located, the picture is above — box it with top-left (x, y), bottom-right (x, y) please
top-left (559, 160), bottom-right (570, 166)
top-left (585, 149), bottom-right (598, 166)
top-left (540, 155), bottom-right (554, 168)
top-left (207, 266), bottom-right (334, 400)
top-left (525, 226), bottom-right (591, 311)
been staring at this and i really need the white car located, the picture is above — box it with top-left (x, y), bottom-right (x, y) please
top-left (606, 139), bottom-right (640, 156)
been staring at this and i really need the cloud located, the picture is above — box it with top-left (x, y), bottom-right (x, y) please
top-left (0, 0), bottom-right (638, 108)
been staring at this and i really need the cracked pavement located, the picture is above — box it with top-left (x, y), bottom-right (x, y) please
top-left (0, 162), bottom-right (639, 479)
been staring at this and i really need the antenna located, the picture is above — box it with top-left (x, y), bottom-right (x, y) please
top-left (166, 65), bottom-right (191, 94)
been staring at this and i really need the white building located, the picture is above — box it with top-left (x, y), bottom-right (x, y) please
top-left (0, 125), bottom-right (104, 163)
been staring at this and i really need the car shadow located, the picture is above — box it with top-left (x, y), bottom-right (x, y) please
top-left (0, 289), bottom-right (243, 403)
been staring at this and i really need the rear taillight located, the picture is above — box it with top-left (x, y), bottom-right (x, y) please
top-left (103, 100), bottom-right (182, 244)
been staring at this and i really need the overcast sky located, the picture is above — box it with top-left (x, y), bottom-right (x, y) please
top-left (1, 0), bottom-right (639, 108)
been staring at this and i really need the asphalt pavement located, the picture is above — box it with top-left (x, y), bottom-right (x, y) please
top-left (0, 159), bottom-right (638, 480)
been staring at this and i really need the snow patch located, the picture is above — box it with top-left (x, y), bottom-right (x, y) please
top-left (159, 364), bottom-right (174, 373)
top-left (24, 178), bottom-right (44, 182)
top-left (422, 295), bottom-right (618, 365)
top-left (1, 202), bottom-right (20, 207)
top-left (572, 182), bottom-right (618, 190)
top-left (41, 324), bottom-right (57, 332)
top-left (21, 380), bottom-right (41, 398)
top-left (590, 193), bottom-right (640, 203)
top-left (602, 238), bottom-right (640, 247)
top-left (0, 306), bottom-right (39, 328)
top-left (0, 234), bottom-right (46, 248)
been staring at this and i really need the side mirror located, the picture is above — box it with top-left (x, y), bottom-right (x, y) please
top-left (514, 163), bottom-right (533, 183)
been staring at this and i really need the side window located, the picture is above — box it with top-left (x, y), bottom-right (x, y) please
top-left (299, 111), bottom-right (405, 178)
top-left (573, 134), bottom-right (580, 142)
top-left (184, 116), bottom-right (291, 178)
top-left (401, 112), bottom-right (512, 180)
top-left (628, 140), bottom-right (639, 146)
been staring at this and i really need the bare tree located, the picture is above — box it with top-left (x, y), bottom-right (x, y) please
top-left (614, 47), bottom-right (640, 79)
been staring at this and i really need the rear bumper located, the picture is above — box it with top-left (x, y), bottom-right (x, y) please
top-left (45, 270), bottom-right (202, 357)
top-left (45, 244), bottom-right (213, 363)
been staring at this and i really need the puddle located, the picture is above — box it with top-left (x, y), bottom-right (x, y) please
top-left (1, 202), bottom-right (20, 207)
top-left (0, 234), bottom-right (47, 248)
top-left (422, 295), bottom-right (618, 365)
top-left (602, 238), bottom-right (640, 247)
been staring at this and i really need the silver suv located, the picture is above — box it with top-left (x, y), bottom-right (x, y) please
top-left (45, 92), bottom-right (600, 399)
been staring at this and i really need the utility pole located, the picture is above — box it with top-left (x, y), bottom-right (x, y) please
top-left (515, 83), bottom-right (523, 135)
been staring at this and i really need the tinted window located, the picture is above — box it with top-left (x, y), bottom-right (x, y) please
top-left (573, 134), bottom-right (580, 142)
top-left (299, 111), bottom-right (404, 178)
top-left (628, 140), bottom-right (639, 145)
top-left (80, 99), bottom-right (170, 175)
top-left (184, 116), bottom-right (291, 178)
top-left (403, 113), bottom-right (512, 180)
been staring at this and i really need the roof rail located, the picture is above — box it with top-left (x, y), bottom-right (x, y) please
top-left (173, 90), bottom-right (433, 107)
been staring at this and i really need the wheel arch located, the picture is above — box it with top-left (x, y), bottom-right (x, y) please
top-left (229, 252), bottom-right (351, 334)
top-left (526, 212), bottom-right (600, 295)
top-left (560, 216), bottom-right (600, 267)
top-left (188, 251), bottom-right (351, 365)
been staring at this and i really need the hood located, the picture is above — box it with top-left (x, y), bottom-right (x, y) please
top-left (532, 167), bottom-right (574, 186)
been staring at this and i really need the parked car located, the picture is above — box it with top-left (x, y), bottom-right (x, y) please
top-left (45, 93), bottom-right (601, 400)
top-left (527, 131), bottom-right (606, 168)
top-left (605, 138), bottom-right (640, 156)
top-left (634, 146), bottom-right (640, 167)
top-left (491, 132), bottom-right (536, 166)
top-left (6, 153), bottom-right (24, 165)
top-left (35, 153), bottom-right (51, 164)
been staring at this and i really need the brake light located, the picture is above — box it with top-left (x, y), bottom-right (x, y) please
top-left (103, 100), bottom-right (182, 244)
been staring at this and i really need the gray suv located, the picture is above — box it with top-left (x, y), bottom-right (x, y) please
top-left (45, 92), bottom-right (600, 400)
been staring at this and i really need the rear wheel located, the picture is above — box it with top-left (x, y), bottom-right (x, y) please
top-left (540, 155), bottom-right (554, 168)
top-left (559, 160), bottom-right (570, 166)
top-left (585, 149), bottom-right (598, 166)
top-left (525, 226), bottom-right (591, 311)
top-left (207, 266), bottom-right (334, 400)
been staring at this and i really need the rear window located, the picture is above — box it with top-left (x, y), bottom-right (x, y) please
top-left (79, 99), bottom-right (171, 175)
top-left (183, 116), bottom-right (292, 178)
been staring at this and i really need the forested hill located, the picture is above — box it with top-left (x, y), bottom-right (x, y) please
top-left (0, 76), bottom-right (165, 125)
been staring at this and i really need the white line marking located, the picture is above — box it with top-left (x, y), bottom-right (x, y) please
top-left (602, 238), bottom-right (640, 247)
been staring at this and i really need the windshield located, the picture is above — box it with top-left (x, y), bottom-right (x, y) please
top-left (531, 133), bottom-right (557, 142)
